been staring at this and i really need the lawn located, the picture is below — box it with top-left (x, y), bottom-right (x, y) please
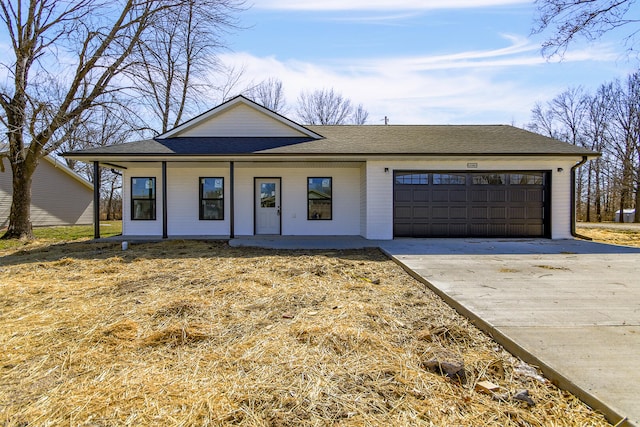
top-left (576, 223), bottom-right (640, 247)
top-left (0, 221), bottom-right (122, 252)
top-left (0, 236), bottom-right (610, 426)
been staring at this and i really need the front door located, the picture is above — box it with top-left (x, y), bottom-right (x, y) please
top-left (255, 178), bottom-right (281, 235)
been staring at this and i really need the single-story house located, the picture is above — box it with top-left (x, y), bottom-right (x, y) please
top-left (1, 155), bottom-right (94, 228)
top-left (65, 95), bottom-right (597, 240)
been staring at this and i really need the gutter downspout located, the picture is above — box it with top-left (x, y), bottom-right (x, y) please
top-left (570, 155), bottom-right (592, 240)
top-left (229, 161), bottom-right (235, 239)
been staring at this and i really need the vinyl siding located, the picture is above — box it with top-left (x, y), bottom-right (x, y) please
top-left (177, 104), bottom-right (307, 137)
top-left (365, 158), bottom-right (579, 240)
top-left (234, 162), bottom-right (362, 237)
top-left (166, 163), bottom-right (230, 236)
top-left (1, 158), bottom-right (93, 227)
top-left (121, 161), bottom-right (362, 237)
top-left (122, 164), bottom-right (164, 236)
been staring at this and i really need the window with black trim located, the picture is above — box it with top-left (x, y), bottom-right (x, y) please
top-left (200, 177), bottom-right (224, 220)
top-left (510, 173), bottom-right (544, 185)
top-left (472, 173), bottom-right (506, 185)
top-left (308, 177), bottom-right (332, 220)
top-left (395, 173), bottom-right (428, 185)
top-left (432, 173), bottom-right (466, 185)
top-left (131, 177), bottom-right (156, 220)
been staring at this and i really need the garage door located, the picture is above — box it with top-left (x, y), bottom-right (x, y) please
top-left (393, 171), bottom-right (550, 238)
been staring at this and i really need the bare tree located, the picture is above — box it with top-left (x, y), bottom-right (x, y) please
top-left (296, 88), bottom-right (368, 125)
top-left (130, 0), bottom-right (242, 134)
top-left (529, 71), bottom-right (640, 223)
top-left (533, 0), bottom-right (640, 58)
top-left (527, 102), bottom-right (557, 137)
top-left (243, 77), bottom-right (287, 113)
top-left (352, 103), bottom-right (369, 125)
top-left (583, 83), bottom-right (615, 221)
top-left (0, 0), bottom-right (242, 239)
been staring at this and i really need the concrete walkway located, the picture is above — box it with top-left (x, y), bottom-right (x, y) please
top-left (379, 239), bottom-right (640, 427)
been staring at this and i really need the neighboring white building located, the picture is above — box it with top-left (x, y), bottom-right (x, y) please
top-left (65, 96), bottom-right (598, 240)
top-left (615, 209), bottom-right (636, 223)
top-left (1, 155), bottom-right (93, 228)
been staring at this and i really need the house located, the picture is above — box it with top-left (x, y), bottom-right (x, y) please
top-left (1, 155), bottom-right (93, 228)
top-left (64, 95), bottom-right (597, 240)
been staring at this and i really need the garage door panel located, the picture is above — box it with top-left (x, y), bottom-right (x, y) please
top-left (450, 206), bottom-right (467, 219)
top-left (413, 207), bottom-right (429, 218)
top-left (432, 190), bottom-right (450, 202)
top-left (394, 171), bottom-right (549, 238)
top-left (432, 206), bottom-right (449, 219)
top-left (525, 189), bottom-right (544, 202)
top-left (471, 190), bottom-right (487, 202)
top-left (526, 207), bottom-right (543, 220)
top-left (413, 190), bottom-right (430, 202)
top-left (489, 207), bottom-right (507, 219)
top-left (395, 206), bottom-right (412, 219)
top-left (450, 190), bottom-right (467, 202)
top-left (510, 207), bottom-right (525, 219)
top-left (488, 190), bottom-right (507, 202)
top-left (395, 189), bottom-right (412, 202)
top-left (471, 207), bottom-right (488, 219)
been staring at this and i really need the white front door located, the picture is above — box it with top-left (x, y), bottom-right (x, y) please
top-left (255, 178), bottom-right (281, 235)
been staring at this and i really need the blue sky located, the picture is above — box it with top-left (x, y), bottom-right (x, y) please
top-left (219, 0), bottom-right (638, 126)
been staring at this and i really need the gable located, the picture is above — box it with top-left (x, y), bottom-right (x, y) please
top-left (158, 96), bottom-right (323, 139)
top-left (176, 103), bottom-right (306, 138)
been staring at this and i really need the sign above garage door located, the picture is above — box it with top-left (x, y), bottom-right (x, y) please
top-left (393, 171), bottom-right (550, 238)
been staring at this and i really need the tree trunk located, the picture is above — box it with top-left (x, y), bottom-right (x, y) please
top-left (2, 160), bottom-right (37, 240)
top-left (635, 184), bottom-right (640, 223)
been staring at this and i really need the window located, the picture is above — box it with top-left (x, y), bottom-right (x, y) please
top-left (432, 173), bottom-right (466, 185)
top-left (510, 173), bottom-right (544, 185)
top-left (200, 178), bottom-right (224, 220)
top-left (472, 173), bottom-right (506, 185)
top-left (131, 177), bottom-right (156, 220)
top-left (260, 183), bottom-right (276, 208)
top-left (308, 177), bottom-right (332, 220)
top-left (395, 173), bottom-right (428, 185)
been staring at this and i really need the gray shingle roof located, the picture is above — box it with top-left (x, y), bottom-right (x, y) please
top-left (64, 125), bottom-right (597, 158)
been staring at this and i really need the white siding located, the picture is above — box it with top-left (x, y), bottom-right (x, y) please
top-left (120, 161), bottom-right (362, 237)
top-left (166, 163), bottom-right (230, 236)
top-left (365, 158), bottom-right (581, 240)
top-left (122, 164), bottom-right (164, 236)
top-left (119, 158), bottom-right (580, 240)
top-left (1, 158), bottom-right (93, 227)
top-left (178, 104), bottom-right (306, 137)
top-left (234, 162), bottom-right (362, 236)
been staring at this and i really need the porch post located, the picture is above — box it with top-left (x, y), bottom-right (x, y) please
top-left (162, 161), bottom-right (168, 239)
top-left (229, 161), bottom-right (235, 238)
top-left (93, 161), bottom-right (100, 239)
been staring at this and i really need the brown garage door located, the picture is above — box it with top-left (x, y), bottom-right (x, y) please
top-left (393, 171), bottom-right (550, 238)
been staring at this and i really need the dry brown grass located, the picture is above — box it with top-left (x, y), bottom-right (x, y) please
top-left (577, 225), bottom-right (640, 248)
top-left (0, 240), bottom-right (609, 426)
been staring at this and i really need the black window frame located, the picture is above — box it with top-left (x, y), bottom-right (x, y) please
top-left (307, 177), bottom-right (332, 221)
top-left (131, 177), bottom-right (156, 221)
top-left (199, 177), bottom-right (224, 220)
top-left (432, 173), bottom-right (467, 185)
top-left (395, 172), bottom-right (428, 185)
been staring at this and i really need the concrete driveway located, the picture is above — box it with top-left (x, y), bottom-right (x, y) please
top-left (379, 239), bottom-right (640, 427)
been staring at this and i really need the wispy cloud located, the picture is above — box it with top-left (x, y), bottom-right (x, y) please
top-left (214, 36), bottom-right (618, 125)
top-left (254, 0), bottom-right (531, 11)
